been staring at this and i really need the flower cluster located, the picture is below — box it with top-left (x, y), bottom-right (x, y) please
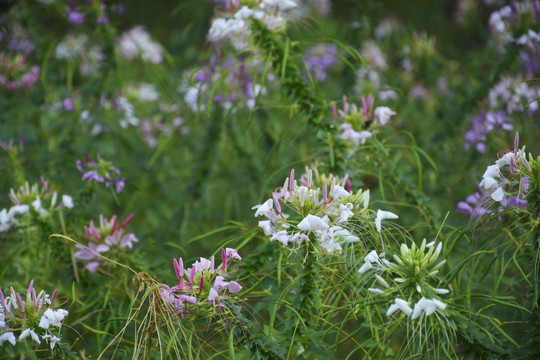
top-left (253, 167), bottom-right (397, 254)
top-left (304, 43), bottom-right (339, 82)
top-left (479, 133), bottom-right (532, 205)
top-left (207, 0), bottom-right (298, 51)
top-left (74, 214), bottom-right (138, 273)
top-left (354, 41), bottom-right (398, 100)
top-left (159, 248), bottom-right (243, 316)
top-left (359, 239), bottom-right (451, 331)
top-left (464, 110), bottom-right (514, 153)
top-left (117, 26), bottom-right (163, 64)
top-left (114, 82), bottom-right (161, 128)
top-left (0, 281), bottom-right (69, 351)
top-left (76, 153), bottom-right (125, 193)
top-left (55, 34), bottom-right (104, 77)
top-left (464, 75), bottom-right (540, 153)
top-left (140, 115), bottom-right (188, 148)
top-left (335, 95), bottom-right (396, 149)
top-left (178, 52), bottom-right (268, 113)
top-left (488, 2), bottom-right (538, 50)
top-left (0, 53), bottom-right (40, 91)
top-left (463, 2), bottom-right (540, 153)
top-left (0, 178), bottom-right (74, 233)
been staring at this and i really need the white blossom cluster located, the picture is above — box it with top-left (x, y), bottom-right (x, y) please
top-left (0, 282), bottom-right (68, 351)
top-left (253, 167), bottom-right (398, 254)
top-left (124, 82), bottom-right (161, 103)
top-left (0, 181), bottom-right (73, 233)
top-left (117, 26), bottom-right (163, 64)
top-left (207, 0), bottom-right (299, 51)
top-left (488, 2), bottom-right (538, 50)
top-left (479, 145), bottom-right (531, 202)
top-left (488, 76), bottom-right (540, 114)
top-left (358, 240), bottom-right (450, 322)
top-left (55, 34), bottom-right (103, 76)
top-left (337, 95), bottom-right (397, 149)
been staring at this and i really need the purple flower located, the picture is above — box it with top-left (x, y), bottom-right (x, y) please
top-left (304, 44), bottom-right (339, 82)
top-left (77, 153), bottom-right (125, 193)
top-left (68, 11), bottom-right (84, 24)
top-left (464, 110), bottom-right (513, 153)
top-left (76, 214), bottom-right (138, 272)
top-left (63, 98), bottom-right (75, 111)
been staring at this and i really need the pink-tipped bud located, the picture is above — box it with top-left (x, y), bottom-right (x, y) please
top-left (27, 279), bottom-right (34, 299)
top-left (8, 193), bottom-right (20, 205)
top-left (111, 215), bottom-right (118, 233)
top-left (514, 132), bottom-right (519, 155)
top-left (121, 213), bottom-right (135, 228)
top-left (17, 292), bottom-right (25, 315)
top-left (290, 169), bottom-right (295, 191)
top-left (272, 192), bottom-right (282, 213)
top-left (210, 255), bottom-right (215, 274)
top-left (32, 288), bottom-right (37, 310)
top-left (345, 175), bottom-right (352, 192)
top-left (361, 96), bottom-right (368, 116)
top-left (50, 289), bottom-right (58, 305)
top-left (40, 176), bottom-right (48, 192)
top-left (173, 258), bottom-right (182, 280)
top-left (198, 276), bottom-right (204, 297)
top-left (510, 157), bottom-right (516, 175)
top-left (331, 103), bottom-right (337, 121)
top-left (0, 288), bottom-right (5, 310)
top-left (342, 95), bottom-right (348, 114)
top-left (222, 248), bottom-right (227, 270)
top-left (323, 181), bottom-right (328, 203)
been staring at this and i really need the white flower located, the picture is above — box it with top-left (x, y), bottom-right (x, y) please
top-left (358, 250), bottom-right (386, 274)
top-left (297, 214), bottom-right (329, 232)
top-left (491, 187), bottom-right (505, 201)
top-left (42, 334), bottom-right (60, 350)
top-left (234, 6), bottom-right (255, 19)
top-left (479, 176), bottom-right (498, 189)
top-left (270, 230), bottom-right (290, 247)
top-left (386, 298), bottom-right (413, 316)
top-left (32, 196), bottom-right (42, 211)
top-left (339, 123), bottom-right (372, 147)
top-left (117, 96), bottom-right (139, 128)
top-left (483, 164), bottom-right (501, 178)
top-left (373, 106), bottom-right (396, 125)
top-left (290, 232), bottom-right (309, 244)
top-left (55, 34), bottom-right (88, 61)
top-left (258, 220), bottom-right (275, 235)
top-left (330, 184), bottom-right (350, 199)
top-left (61, 195), bottom-right (74, 209)
top-left (39, 308), bottom-right (69, 329)
top-left (411, 297), bottom-right (446, 319)
top-left (252, 198), bottom-right (273, 217)
top-left (0, 332), bottom-right (16, 346)
top-left (0, 208), bottom-right (13, 232)
top-left (260, 0), bottom-right (298, 12)
top-left (19, 329), bottom-right (41, 344)
top-left (331, 226), bottom-right (359, 243)
top-left (368, 288), bottom-right (385, 295)
top-left (319, 237), bottom-right (342, 253)
top-left (118, 26), bottom-right (163, 64)
top-left (338, 203), bottom-right (354, 222)
top-left (375, 209), bottom-right (399, 233)
top-left (8, 204), bottom-right (29, 217)
top-left (126, 82), bottom-right (160, 102)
